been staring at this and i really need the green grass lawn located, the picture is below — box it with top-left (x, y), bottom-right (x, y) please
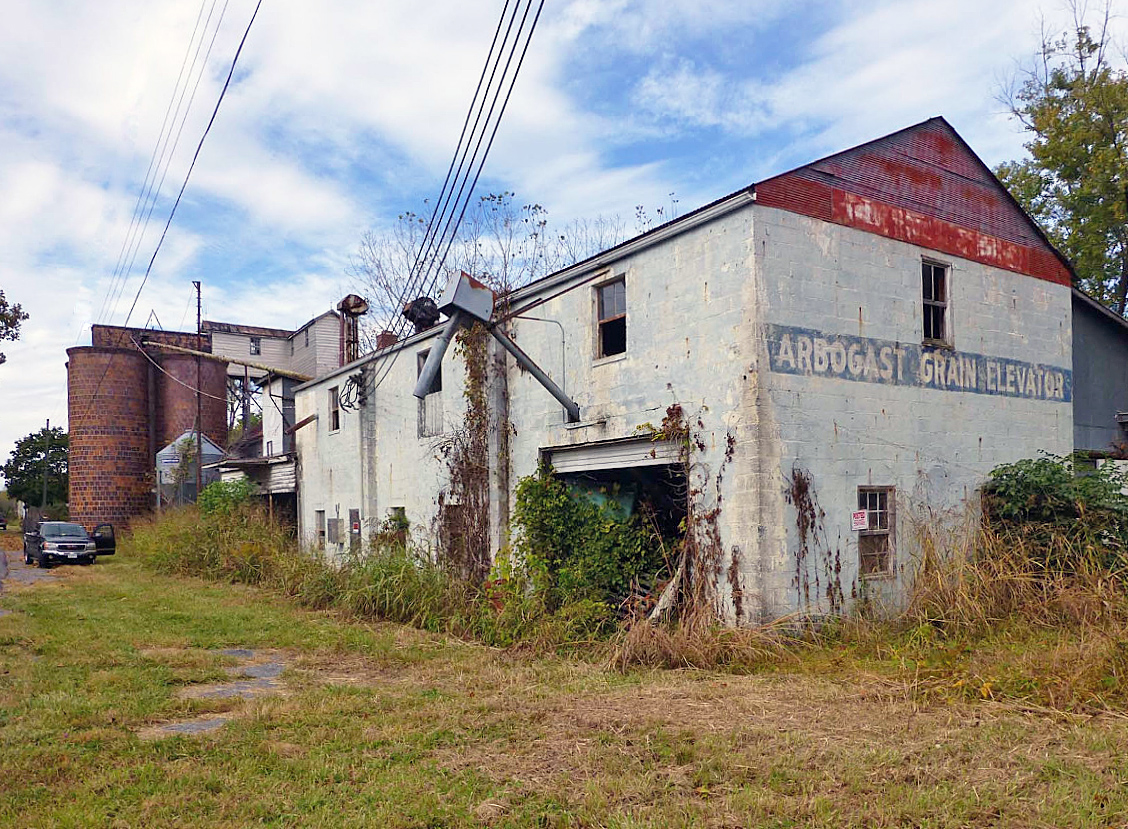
top-left (2, 555), bottom-right (1128, 828)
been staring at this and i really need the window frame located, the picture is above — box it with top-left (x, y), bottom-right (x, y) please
top-left (416, 350), bottom-right (443, 438)
top-left (922, 259), bottom-right (951, 347)
top-left (328, 386), bottom-right (341, 432)
top-left (594, 275), bottom-right (627, 360)
top-left (305, 328), bottom-right (310, 348)
top-left (315, 510), bottom-right (326, 549)
top-left (857, 486), bottom-right (895, 578)
top-left (249, 336), bottom-right (261, 356)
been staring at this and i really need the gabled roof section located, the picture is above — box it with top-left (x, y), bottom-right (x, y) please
top-left (754, 117), bottom-right (1073, 287)
top-left (1073, 287), bottom-right (1128, 334)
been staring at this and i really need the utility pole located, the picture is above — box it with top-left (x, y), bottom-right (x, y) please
top-left (194, 280), bottom-right (203, 501)
top-left (41, 418), bottom-right (49, 510)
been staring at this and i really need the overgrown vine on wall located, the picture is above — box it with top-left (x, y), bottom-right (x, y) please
top-left (435, 323), bottom-right (491, 583)
top-left (784, 466), bottom-right (844, 615)
top-left (640, 403), bottom-right (739, 620)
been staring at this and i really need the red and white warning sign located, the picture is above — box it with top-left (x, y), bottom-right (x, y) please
top-left (851, 510), bottom-right (869, 531)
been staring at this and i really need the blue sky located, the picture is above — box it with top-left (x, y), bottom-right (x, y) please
top-left (0, 0), bottom-right (1118, 471)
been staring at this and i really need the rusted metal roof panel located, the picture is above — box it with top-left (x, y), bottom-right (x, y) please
top-left (755, 118), bottom-right (1072, 286)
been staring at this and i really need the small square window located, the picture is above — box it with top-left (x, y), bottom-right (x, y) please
top-left (249, 336), bottom-right (261, 356)
top-left (596, 278), bottom-right (626, 358)
top-left (922, 261), bottom-right (949, 344)
top-left (328, 386), bottom-right (340, 431)
top-left (857, 487), bottom-right (894, 576)
top-left (417, 351), bottom-right (443, 438)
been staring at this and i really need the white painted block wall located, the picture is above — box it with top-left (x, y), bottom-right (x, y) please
top-left (748, 207), bottom-right (1074, 620)
top-left (294, 201), bottom-right (1073, 622)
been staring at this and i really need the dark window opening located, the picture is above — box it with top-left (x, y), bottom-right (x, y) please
top-left (316, 510), bottom-right (326, 549)
top-left (597, 278), bottom-right (627, 357)
top-left (329, 386), bottom-right (340, 431)
top-left (557, 464), bottom-right (687, 541)
top-left (417, 351), bottom-right (443, 438)
top-left (857, 486), bottom-right (894, 576)
top-left (249, 336), bottom-right (261, 356)
top-left (922, 261), bottom-right (949, 344)
top-left (417, 350), bottom-right (442, 394)
top-left (305, 328), bottom-right (310, 348)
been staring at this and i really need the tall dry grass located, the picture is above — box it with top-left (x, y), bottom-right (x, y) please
top-left (612, 513), bottom-right (1128, 712)
top-left (902, 524), bottom-right (1128, 634)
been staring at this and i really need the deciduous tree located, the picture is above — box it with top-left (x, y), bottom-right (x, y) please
top-left (0, 290), bottom-right (29, 365)
top-left (351, 192), bottom-right (626, 344)
top-left (1, 427), bottom-right (68, 506)
top-left (998, 2), bottom-right (1128, 312)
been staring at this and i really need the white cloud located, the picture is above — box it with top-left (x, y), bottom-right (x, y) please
top-left (627, 0), bottom-right (1128, 173)
top-left (3, 0), bottom-right (1119, 475)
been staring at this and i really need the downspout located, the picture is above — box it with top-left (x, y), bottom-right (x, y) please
top-left (488, 331), bottom-right (511, 556)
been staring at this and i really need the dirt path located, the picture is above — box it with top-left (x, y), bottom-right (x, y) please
top-left (0, 546), bottom-right (59, 594)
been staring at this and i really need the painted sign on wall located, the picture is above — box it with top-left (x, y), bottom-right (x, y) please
top-left (764, 323), bottom-right (1071, 402)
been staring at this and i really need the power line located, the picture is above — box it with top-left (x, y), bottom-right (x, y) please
top-left (421, 0), bottom-right (545, 299)
top-left (400, 0), bottom-right (522, 303)
top-left (93, 0), bottom-right (213, 328)
top-left (77, 0), bottom-right (265, 424)
top-left (97, 0), bottom-right (225, 328)
top-left (130, 336), bottom-right (228, 403)
top-left (52, 1), bottom-right (221, 428)
top-left (365, 1), bottom-right (523, 363)
top-left (106, 0), bottom-right (234, 326)
top-left (368, 0), bottom-right (546, 394)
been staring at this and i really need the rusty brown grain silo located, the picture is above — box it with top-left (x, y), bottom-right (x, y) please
top-left (66, 326), bottom-right (229, 529)
top-left (156, 353), bottom-right (228, 448)
top-left (66, 345), bottom-right (152, 530)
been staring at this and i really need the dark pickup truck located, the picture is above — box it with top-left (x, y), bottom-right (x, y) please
top-left (23, 521), bottom-right (115, 568)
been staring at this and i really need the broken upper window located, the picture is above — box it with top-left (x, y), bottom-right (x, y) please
top-left (329, 386), bottom-right (341, 431)
top-left (249, 336), bottom-right (261, 356)
top-left (922, 260), bottom-right (949, 345)
top-left (857, 487), bottom-right (894, 577)
top-left (417, 350), bottom-right (443, 438)
top-left (597, 278), bottom-right (626, 358)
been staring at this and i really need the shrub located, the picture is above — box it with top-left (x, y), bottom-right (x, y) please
top-left (511, 466), bottom-right (666, 613)
top-left (984, 453), bottom-right (1128, 574)
top-left (198, 478), bottom-right (258, 516)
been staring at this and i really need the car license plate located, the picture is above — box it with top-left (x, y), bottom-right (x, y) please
top-left (67, 552), bottom-right (78, 558)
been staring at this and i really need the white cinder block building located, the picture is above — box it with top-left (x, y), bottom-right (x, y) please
top-left (294, 119), bottom-right (1081, 621)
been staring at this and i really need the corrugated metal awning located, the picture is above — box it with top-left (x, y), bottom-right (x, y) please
top-left (546, 438), bottom-right (680, 474)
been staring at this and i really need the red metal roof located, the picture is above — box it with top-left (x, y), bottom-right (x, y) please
top-left (754, 117), bottom-right (1072, 286)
